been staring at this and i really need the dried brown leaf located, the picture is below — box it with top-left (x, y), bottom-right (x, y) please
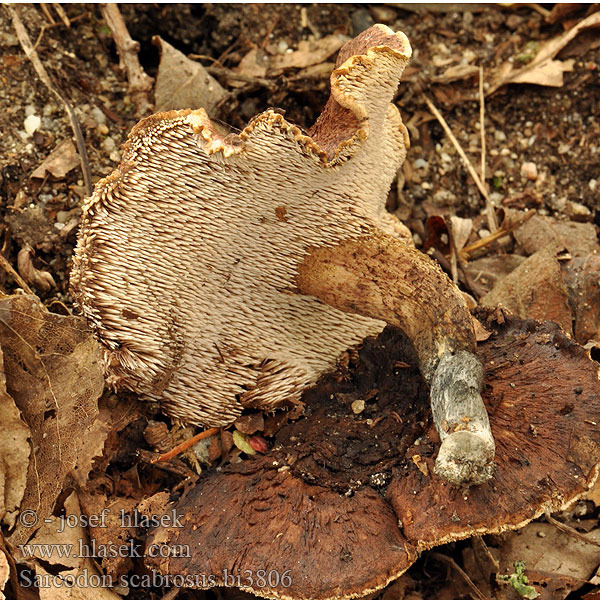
top-left (0, 548), bottom-right (8, 600)
top-left (70, 394), bottom-right (143, 488)
top-left (2, 295), bottom-right (104, 546)
top-left (78, 493), bottom-right (137, 579)
top-left (449, 215), bottom-right (473, 253)
top-left (30, 140), bottom-right (79, 180)
top-left (514, 215), bottom-right (600, 257)
top-left (0, 345), bottom-right (30, 529)
top-left (433, 63), bottom-right (480, 84)
top-left (153, 36), bottom-right (225, 114)
top-left (17, 244), bottom-right (56, 292)
top-left (464, 255), bottom-right (527, 296)
top-left (234, 412), bottom-right (264, 435)
top-left (564, 254), bottom-right (600, 345)
top-left (236, 47), bottom-right (269, 79)
top-left (497, 522), bottom-right (600, 599)
top-left (489, 11), bottom-right (600, 92)
top-left (269, 34), bottom-right (349, 71)
top-left (480, 244), bottom-right (573, 335)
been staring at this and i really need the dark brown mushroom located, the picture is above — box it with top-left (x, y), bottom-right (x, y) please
top-left (145, 312), bottom-right (600, 600)
top-left (71, 24), bottom-right (495, 486)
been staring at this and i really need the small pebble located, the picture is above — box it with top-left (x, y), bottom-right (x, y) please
top-left (413, 158), bottom-right (428, 169)
top-left (24, 114), bottom-right (41, 137)
top-left (589, 179), bottom-right (597, 192)
top-left (102, 137), bottom-right (115, 153)
top-left (494, 130), bottom-right (507, 142)
top-left (568, 201), bottom-right (591, 218)
top-left (56, 211), bottom-right (70, 224)
top-left (90, 106), bottom-right (106, 126)
top-left (369, 5), bottom-right (396, 23)
top-left (558, 143), bottom-right (571, 154)
top-left (351, 400), bottom-right (365, 414)
top-left (521, 162), bottom-right (538, 181)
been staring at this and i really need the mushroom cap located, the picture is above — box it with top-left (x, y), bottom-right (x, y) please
top-left (70, 25), bottom-right (412, 426)
top-left (145, 313), bottom-right (600, 600)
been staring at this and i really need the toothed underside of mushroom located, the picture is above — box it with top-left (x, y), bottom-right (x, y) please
top-left (71, 26), bottom-right (416, 425)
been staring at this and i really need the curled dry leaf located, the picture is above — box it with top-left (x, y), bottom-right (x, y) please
top-left (488, 11), bottom-right (600, 93)
top-left (0, 346), bottom-right (30, 529)
top-left (480, 244), bottom-right (573, 335)
top-left (269, 33), bottom-right (349, 71)
top-left (514, 214), bottom-right (600, 257)
top-left (1, 295), bottom-right (105, 546)
top-left (153, 36), bottom-right (225, 114)
top-left (17, 244), bottom-right (56, 292)
top-left (30, 140), bottom-right (80, 180)
top-left (497, 522), bottom-right (600, 599)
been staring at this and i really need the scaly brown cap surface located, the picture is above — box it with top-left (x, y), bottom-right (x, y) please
top-left (145, 313), bottom-right (600, 600)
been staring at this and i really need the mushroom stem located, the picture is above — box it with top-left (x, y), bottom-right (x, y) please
top-left (430, 351), bottom-right (494, 486)
top-left (297, 231), bottom-right (495, 486)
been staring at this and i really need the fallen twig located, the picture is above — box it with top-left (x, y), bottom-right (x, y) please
top-left (422, 93), bottom-right (498, 234)
top-left (546, 512), bottom-right (600, 549)
top-left (151, 427), bottom-right (220, 463)
top-left (0, 252), bottom-right (34, 295)
top-left (461, 209), bottom-right (536, 259)
top-left (8, 5), bottom-right (93, 197)
top-left (100, 3), bottom-right (153, 117)
top-left (478, 67), bottom-right (496, 232)
top-left (430, 552), bottom-right (491, 600)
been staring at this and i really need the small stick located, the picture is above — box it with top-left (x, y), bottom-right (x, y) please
top-left (8, 5), bottom-right (93, 197)
top-left (430, 552), bottom-right (491, 600)
top-left (461, 209), bottom-right (536, 258)
top-left (545, 512), bottom-right (600, 549)
top-left (159, 586), bottom-right (181, 600)
top-left (478, 67), bottom-right (496, 232)
top-left (422, 94), bottom-right (498, 233)
top-left (0, 253), bottom-right (34, 295)
top-left (52, 4), bottom-right (71, 28)
top-left (151, 427), bottom-right (220, 463)
top-left (100, 4), bottom-right (153, 117)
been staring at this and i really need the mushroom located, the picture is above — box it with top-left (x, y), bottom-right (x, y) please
top-left (145, 313), bottom-right (600, 600)
top-left (71, 24), bottom-right (491, 485)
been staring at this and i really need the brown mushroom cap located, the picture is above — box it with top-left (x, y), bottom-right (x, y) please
top-left (145, 313), bottom-right (600, 600)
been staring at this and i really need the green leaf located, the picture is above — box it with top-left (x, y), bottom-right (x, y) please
top-left (498, 561), bottom-right (539, 599)
top-left (232, 430), bottom-right (256, 455)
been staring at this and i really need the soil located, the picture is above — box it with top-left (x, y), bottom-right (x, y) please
top-left (1, 4), bottom-right (600, 600)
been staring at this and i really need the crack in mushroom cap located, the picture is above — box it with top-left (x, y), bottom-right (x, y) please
top-left (145, 313), bottom-right (600, 600)
top-left (71, 25), bottom-right (413, 425)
